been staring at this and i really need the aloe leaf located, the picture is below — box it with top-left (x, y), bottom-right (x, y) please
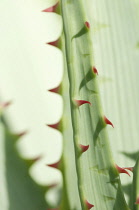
top-left (82, 0), bottom-right (139, 201)
top-left (84, 0), bottom-right (139, 165)
top-left (59, 0), bottom-right (129, 209)
top-left (1, 0), bottom-right (139, 209)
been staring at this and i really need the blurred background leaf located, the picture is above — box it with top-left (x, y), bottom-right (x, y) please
top-left (0, 0), bottom-right (63, 209)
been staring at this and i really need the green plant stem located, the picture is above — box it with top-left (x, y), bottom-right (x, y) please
top-left (60, 0), bottom-right (129, 209)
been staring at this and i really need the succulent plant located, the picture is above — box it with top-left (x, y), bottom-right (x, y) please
top-left (0, 0), bottom-right (139, 210)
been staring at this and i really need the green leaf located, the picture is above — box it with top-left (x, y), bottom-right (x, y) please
top-left (83, 0), bottom-right (139, 203)
top-left (60, 0), bottom-right (129, 209)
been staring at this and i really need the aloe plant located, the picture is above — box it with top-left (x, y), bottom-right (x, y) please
top-left (1, 0), bottom-right (139, 210)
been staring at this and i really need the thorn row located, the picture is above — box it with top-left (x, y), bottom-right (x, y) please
top-left (43, 12), bottom-right (114, 205)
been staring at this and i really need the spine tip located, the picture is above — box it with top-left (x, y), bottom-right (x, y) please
top-left (85, 200), bottom-right (94, 209)
top-left (47, 39), bottom-right (59, 47)
top-left (104, 116), bottom-right (114, 128)
top-left (123, 167), bottom-right (133, 172)
top-left (47, 160), bottom-right (60, 169)
top-left (115, 164), bottom-right (130, 176)
top-left (48, 85), bottom-right (60, 93)
top-left (85, 21), bottom-right (90, 29)
top-left (47, 122), bottom-right (60, 130)
top-left (74, 99), bottom-right (92, 107)
top-left (79, 144), bottom-right (89, 153)
top-left (92, 66), bottom-right (98, 75)
top-left (42, 2), bottom-right (59, 13)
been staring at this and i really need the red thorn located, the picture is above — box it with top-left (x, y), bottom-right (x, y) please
top-left (74, 99), bottom-right (92, 106)
top-left (85, 200), bottom-right (94, 209)
top-left (47, 39), bottom-right (59, 47)
top-left (85, 21), bottom-right (90, 29)
top-left (31, 155), bottom-right (42, 163)
top-left (47, 183), bottom-right (58, 188)
top-left (80, 144), bottom-right (89, 153)
top-left (48, 85), bottom-right (60, 93)
top-left (16, 131), bottom-right (28, 137)
top-left (104, 116), bottom-right (114, 128)
top-left (135, 197), bottom-right (139, 204)
top-left (115, 164), bottom-right (130, 176)
top-left (0, 101), bottom-right (12, 109)
top-left (47, 160), bottom-right (60, 169)
top-left (92, 67), bottom-right (98, 75)
top-left (47, 122), bottom-right (60, 130)
top-left (42, 2), bottom-right (59, 13)
top-left (123, 167), bottom-right (134, 172)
